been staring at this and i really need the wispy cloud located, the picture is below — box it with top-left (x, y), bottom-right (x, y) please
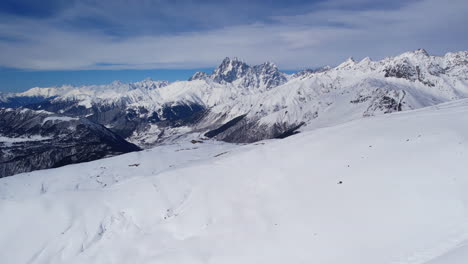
top-left (0, 0), bottom-right (466, 70)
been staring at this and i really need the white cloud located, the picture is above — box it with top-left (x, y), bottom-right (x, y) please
top-left (0, 0), bottom-right (466, 70)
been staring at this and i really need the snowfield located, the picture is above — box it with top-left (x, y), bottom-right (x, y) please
top-left (1, 99), bottom-right (468, 264)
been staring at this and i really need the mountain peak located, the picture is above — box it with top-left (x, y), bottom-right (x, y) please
top-left (111, 80), bottom-right (123, 86)
top-left (213, 57), bottom-right (249, 83)
top-left (188, 57), bottom-right (287, 89)
top-left (258, 61), bottom-right (278, 69)
top-left (360, 57), bottom-right (372, 63)
top-left (188, 71), bottom-right (209, 81)
top-left (221, 57), bottom-right (244, 64)
top-left (337, 57), bottom-right (356, 69)
top-left (413, 48), bottom-right (429, 56)
top-left (399, 48), bottom-right (430, 59)
top-left (346, 57), bottom-right (356, 63)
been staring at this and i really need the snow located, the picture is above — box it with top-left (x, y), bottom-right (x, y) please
top-left (1, 99), bottom-right (467, 263)
top-left (2, 50), bottom-right (467, 147)
top-left (0, 135), bottom-right (51, 143)
top-left (425, 243), bottom-right (468, 264)
top-left (42, 116), bottom-right (78, 124)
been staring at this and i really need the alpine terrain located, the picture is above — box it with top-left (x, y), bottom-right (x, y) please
top-left (0, 98), bottom-right (467, 264)
top-left (1, 49), bottom-right (466, 147)
top-left (1, 49), bottom-right (467, 176)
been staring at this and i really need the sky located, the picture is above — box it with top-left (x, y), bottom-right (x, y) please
top-left (0, 0), bottom-right (467, 92)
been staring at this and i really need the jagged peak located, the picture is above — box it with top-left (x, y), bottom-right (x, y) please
top-left (111, 80), bottom-right (123, 86)
top-left (221, 57), bottom-right (245, 64)
top-left (188, 71), bottom-right (209, 81)
top-left (253, 61), bottom-right (281, 73)
top-left (212, 57), bottom-right (250, 83)
top-left (216, 57), bottom-right (248, 70)
top-left (259, 61), bottom-right (278, 68)
top-left (413, 48), bottom-right (429, 56)
top-left (398, 49), bottom-right (430, 59)
top-left (360, 57), bottom-right (372, 63)
top-left (337, 57), bottom-right (356, 69)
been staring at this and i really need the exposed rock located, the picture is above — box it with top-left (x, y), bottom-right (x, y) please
top-left (0, 108), bottom-right (140, 177)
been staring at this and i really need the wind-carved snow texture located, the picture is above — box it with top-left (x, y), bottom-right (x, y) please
top-left (0, 99), bottom-right (467, 264)
top-left (1, 49), bottom-right (467, 147)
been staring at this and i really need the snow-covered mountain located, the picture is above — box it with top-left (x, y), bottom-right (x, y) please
top-left (1, 49), bottom-right (467, 147)
top-left (0, 108), bottom-right (140, 177)
top-left (1, 99), bottom-right (467, 264)
top-left (189, 57), bottom-right (288, 90)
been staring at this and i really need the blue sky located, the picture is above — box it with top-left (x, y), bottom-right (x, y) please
top-left (0, 0), bottom-right (467, 92)
top-left (0, 68), bottom-right (212, 92)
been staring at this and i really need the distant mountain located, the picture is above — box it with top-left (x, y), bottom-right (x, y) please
top-left (189, 57), bottom-right (288, 90)
top-left (0, 108), bottom-right (140, 177)
top-left (1, 49), bottom-right (467, 147)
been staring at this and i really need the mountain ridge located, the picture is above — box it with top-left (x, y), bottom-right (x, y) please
top-left (1, 49), bottom-right (467, 148)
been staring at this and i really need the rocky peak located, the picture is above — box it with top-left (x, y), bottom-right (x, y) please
top-left (412, 48), bottom-right (429, 56)
top-left (250, 62), bottom-right (287, 89)
top-left (212, 57), bottom-right (249, 83)
top-left (189, 57), bottom-right (287, 89)
top-left (252, 62), bottom-right (279, 74)
top-left (188, 71), bottom-right (209, 81)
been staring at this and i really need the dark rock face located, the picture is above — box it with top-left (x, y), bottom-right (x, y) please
top-left (204, 115), bottom-right (246, 138)
top-left (275, 123), bottom-right (305, 139)
top-left (363, 90), bottom-right (406, 117)
top-left (384, 61), bottom-right (418, 80)
top-left (0, 108), bottom-right (140, 178)
top-left (161, 104), bottom-right (205, 122)
top-left (205, 116), bottom-right (303, 143)
top-left (384, 59), bottom-right (435, 87)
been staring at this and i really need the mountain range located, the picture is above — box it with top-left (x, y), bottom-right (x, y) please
top-left (0, 49), bottom-right (467, 176)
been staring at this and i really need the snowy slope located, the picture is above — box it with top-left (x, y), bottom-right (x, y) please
top-left (1, 99), bottom-right (467, 264)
